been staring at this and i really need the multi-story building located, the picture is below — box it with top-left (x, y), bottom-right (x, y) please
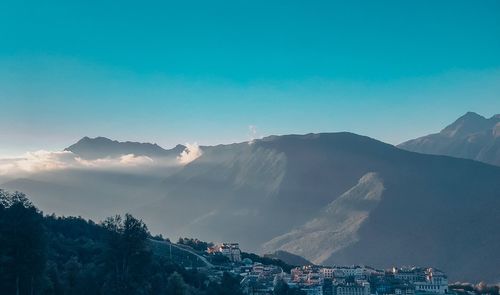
top-left (321, 267), bottom-right (335, 279)
top-left (392, 267), bottom-right (425, 283)
top-left (336, 282), bottom-right (371, 295)
top-left (374, 279), bottom-right (415, 295)
top-left (332, 266), bottom-right (382, 280)
top-left (414, 269), bottom-right (448, 294)
top-left (391, 267), bottom-right (448, 294)
top-left (291, 266), bottom-right (323, 283)
top-left (241, 263), bottom-right (283, 295)
top-left (244, 262), bottom-right (448, 295)
top-left (207, 242), bottom-right (242, 262)
top-left (300, 284), bottom-right (323, 295)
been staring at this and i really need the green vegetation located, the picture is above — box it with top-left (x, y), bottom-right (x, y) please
top-left (0, 190), bottom-right (242, 295)
top-left (273, 279), bottom-right (306, 295)
top-left (241, 252), bottom-right (296, 273)
top-left (177, 238), bottom-right (213, 253)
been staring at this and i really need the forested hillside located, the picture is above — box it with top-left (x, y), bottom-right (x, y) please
top-left (0, 189), bottom-right (243, 295)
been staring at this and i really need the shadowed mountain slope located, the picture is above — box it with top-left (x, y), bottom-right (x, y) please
top-left (136, 133), bottom-right (500, 282)
top-left (3, 132), bottom-right (500, 282)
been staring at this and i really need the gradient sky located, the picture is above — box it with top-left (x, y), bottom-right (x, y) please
top-left (1, 0), bottom-right (499, 156)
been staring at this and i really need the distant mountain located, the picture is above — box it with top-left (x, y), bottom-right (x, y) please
top-left (134, 133), bottom-right (500, 282)
top-left (65, 136), bottom-right (185, 159)
top-left (399, 112), bottom-right (500, 166)
top-left (3, 132), bottom-right (500, 282)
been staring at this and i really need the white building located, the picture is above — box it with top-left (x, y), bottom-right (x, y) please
top-left (300, 284), bottom-right (323, 295)
top-left (321, 267), bottom-right (335, 279)
top-left (333, 266), bottom-right (376, 279)
top-left (392, 267), bottom-right (425, 283)
top-left (207, 242), bottom-right (242, 262)
top-left (414, 269), bottom-right (448, 294)
top-left (336, 282), bottom-right (371, 295)
top-left (391, 267), bottom-right (448, 294)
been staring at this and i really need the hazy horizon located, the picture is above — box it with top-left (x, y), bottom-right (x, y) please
top-left (1, 1), bottom-right (500, 156)
top-left (0, 109), bottom-right (498, 158)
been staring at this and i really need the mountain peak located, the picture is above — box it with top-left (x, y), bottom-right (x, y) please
top-left (461, 111), bottom-right (483, 119)
top-left (441, 112), bottom-right (489, 137)
top-left (453, 111), bottom-right (487, 125)
top-left (399, 112), bottom-right (500, 166)
top-left (76, 136), bottom-right (113, 144)
top-left (452, 111), bottom-right (487, 125)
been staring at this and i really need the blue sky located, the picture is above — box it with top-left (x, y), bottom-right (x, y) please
top-left (1, 0), bottom-right (499, 156)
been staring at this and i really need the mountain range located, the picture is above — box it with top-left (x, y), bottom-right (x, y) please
top-left (1, 113), bottom-right (500, 283)
top-left (65, 136), bottom-right (186, 160)
top-left (399, 112), bottom-right (500, 166)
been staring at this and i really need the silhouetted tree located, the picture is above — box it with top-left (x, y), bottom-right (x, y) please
top-left (274, 279), bottom-right (290, 295)
top-left (0, 190), bottom-right (46, 295)
top-left (62, 256), bottom-right (81, 294)
top-left (206, 272), bottom-right (243, 295)
top-left (274, 278), bottom-right (306, 295)
top-left (177, 237), bottom-right (213, 252)
top-left (102, 214), bottom-right (152, 295)
top-left (0, 190), bottom-right (313, 295)
top-left (166, 272), bottom-right (189, 295)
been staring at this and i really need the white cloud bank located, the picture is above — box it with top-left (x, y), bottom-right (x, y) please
top-left (0, 151), bottom-right (159, 176)
top-left (0, 142), bottom-right (205, 176)
top-left (0, 150), bottom-right (75, 175)
top-left (76, 154), bottom-right (154, 168)
top-left (177, 143), bottom-right (203, 165)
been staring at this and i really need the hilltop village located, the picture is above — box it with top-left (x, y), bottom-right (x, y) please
top-left (177, 241), bottom-right (453, 295)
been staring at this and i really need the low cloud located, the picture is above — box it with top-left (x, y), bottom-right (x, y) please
top-left (248, 125), bottom-right (261, 144)
top-left (177, 143), bottom-right (203, 165)
top-left (0, 151), bottom-right (162, 176)
top-left (76, 154), bottom-right (154, 168)
top-left (0, 143), bottom-right (205, 176)
top-left (0, 150), bottom-right (74, 175)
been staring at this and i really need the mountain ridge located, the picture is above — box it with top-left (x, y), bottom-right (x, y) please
top-left (399, 112), bottom-right (500, 166)
top-left (2, 131), bottom-right (500, 282)
top-left (65, 136), bottom-right (186, 160)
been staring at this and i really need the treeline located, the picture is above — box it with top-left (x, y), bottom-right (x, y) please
top-left (0, 190), bottom-right (242, 295)
top-left (177, 238), bottom-right (213, 252)
top-left (241, 252), bottom-right (295, 273)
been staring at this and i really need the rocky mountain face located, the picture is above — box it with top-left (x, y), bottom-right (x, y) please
top-left (2, 132), bottom-right (500, 282)
top-left (399, 112), bottom-right (500, 166)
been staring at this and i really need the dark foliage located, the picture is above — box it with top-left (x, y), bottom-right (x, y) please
top-left (205, 272), bottom-right (243, 295)
top-left (274, 279), bottom-right (306, 295)
top-left (0, 190), bottom-right (46, 295)
top-left (208, 253), bottom-right (230, 265)
top-left (0, 190), bottom-right (243, 295)
top-left (242, 252), bottom-right (295, 272)
top-left (177, 237), bottom-right (213, 252)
